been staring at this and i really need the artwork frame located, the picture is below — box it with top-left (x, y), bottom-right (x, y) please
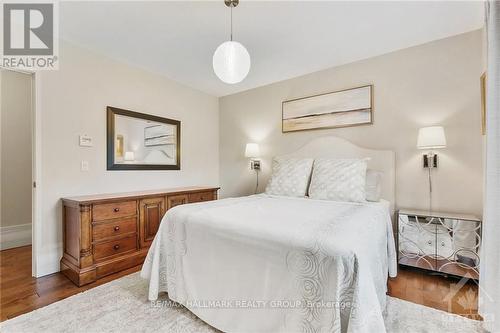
top-left (480, 72), bottom-right (487, 135)
top-left (106, 106), bottom-right (181, 170)
top-left (282, 85), bottom-right (373, 133)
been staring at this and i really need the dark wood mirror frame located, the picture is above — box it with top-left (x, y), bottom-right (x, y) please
top-left (106, 106), bottom-right (181, 170)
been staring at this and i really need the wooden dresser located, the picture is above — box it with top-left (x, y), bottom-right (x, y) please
top-left (61, 186), bottom-right (219, 286)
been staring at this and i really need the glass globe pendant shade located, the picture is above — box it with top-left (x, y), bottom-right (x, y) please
top-left (213, 41), bottom-right (251, 84)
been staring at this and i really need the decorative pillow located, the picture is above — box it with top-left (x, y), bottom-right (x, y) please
top-left (308, 158), bottom-right (367, 202)
top-left (265, 157), bottom-right (314, 197)
top-left (365, 169), bottom-right (383, 202)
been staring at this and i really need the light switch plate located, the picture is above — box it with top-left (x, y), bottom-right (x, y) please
top-left (79, 135), bottom-right (93, 147)
top-left (81, 160), bottom-right (89, 171)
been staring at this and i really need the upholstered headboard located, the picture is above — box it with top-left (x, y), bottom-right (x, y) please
top-left (281, 136), bottom-right (396, 211)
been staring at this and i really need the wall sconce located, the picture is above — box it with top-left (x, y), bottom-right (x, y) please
top-left (417, 126), bottom-right (446, 211)
top-left (245, 143), bottom-right (260, 170)
top-left (245, 143), bottom-right (260, 194)
top-left (417, 126), bottom-right (447, 167)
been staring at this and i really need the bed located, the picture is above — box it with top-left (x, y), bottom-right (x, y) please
top-left (141, 136), bottom-right (397, 333)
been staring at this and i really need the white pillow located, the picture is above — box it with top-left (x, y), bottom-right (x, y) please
top-left (365, 169), bottom-right (383, 202)
top-left (265, 157), bottom-right (314, 197)
top-left (308, 158), bottom-right (367, 202)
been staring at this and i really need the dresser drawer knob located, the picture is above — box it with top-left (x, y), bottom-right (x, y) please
top-left (113, 208), bottom-right (120, 212)
top-left (114, 226), bottom-right (120, 231)
top-left (113, 244), bottom-right (120, 250)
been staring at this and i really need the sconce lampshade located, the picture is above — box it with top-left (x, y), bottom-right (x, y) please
top-left (124, 151), bottom-right (135, 161)
top-left (244, 143), bottom-right (260, 158)
top-left (417, 126), bottom-right (447, 150)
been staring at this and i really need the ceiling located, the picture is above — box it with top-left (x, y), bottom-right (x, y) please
top-left (60, 1), bottom-right (484, 97)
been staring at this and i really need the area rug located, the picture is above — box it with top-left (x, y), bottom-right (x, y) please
top-left (0, 272), bottom-right (485, 333)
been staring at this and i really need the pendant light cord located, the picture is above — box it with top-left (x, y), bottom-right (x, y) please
top-left (230, 6), bottom-right (233, 41)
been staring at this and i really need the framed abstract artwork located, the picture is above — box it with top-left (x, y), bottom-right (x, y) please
top-left (282, 85), bottom-right (373, 133)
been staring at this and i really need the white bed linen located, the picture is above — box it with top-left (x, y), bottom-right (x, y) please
top-left (141, 195), bottom-right (397, 333)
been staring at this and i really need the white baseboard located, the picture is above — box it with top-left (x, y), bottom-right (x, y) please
top-left (35, 243), bottom-right (63, 277)
top-left (0, 223), bottom-right (32, 250)
top-left (1, 225), bottom-right (63, 277)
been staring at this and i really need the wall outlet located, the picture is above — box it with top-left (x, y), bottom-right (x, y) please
top-left (81, 160), bottom-right (89, 171)
top-left (79, 135), bottom-right (93, 147)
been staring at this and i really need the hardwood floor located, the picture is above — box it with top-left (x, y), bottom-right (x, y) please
top-left (1, 246), bottom-right (480, 323)
top-left (388, 266), bottom-right (480, 320)
top-left (0, 245), bottom-right (141, 321)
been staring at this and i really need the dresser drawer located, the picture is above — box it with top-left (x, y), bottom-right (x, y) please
top-left (93, 217), bottom-right (137, 241)
top-left (93, 201), bottom-right (137, 221)
top-left (188, 191), bottom-right (214, 203)
top-left (167, 194), bottom-right (188, 209)
top-left (94, 236), bottom-right (137, 261)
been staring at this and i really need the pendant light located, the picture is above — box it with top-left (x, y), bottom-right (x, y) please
top-left (213, 0), bottom-right (251, 84)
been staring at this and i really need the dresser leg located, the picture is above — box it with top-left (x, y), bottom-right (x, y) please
top-left (60, 258), bottom-right (97, 287)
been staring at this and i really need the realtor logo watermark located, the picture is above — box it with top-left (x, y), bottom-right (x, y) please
top-left (1, 1), bottom-right (59, 70)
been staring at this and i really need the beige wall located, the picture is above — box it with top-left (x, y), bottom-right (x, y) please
top-left (0, 70), bottom-right (33, 249)
top-left (35, 41), bottom-right (219, 276)
top-left (219, 30), bottom-right (484, 217)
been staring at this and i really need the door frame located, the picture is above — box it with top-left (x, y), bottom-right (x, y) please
top-left (31, 72), bottom-right (42, 277)
top-left (0, 67), bottom-right (40, 276)
top-left (1, 67), bottom-right (42, 277)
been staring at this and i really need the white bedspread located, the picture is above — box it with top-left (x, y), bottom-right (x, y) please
top-left (141, 195), bottom-right (397, 333)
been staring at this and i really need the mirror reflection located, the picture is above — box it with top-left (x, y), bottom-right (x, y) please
top-left (107, 107), bottom-right (180, 170)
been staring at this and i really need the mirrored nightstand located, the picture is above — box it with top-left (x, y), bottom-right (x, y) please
top-left (397, 209), bottom-right (481, 279)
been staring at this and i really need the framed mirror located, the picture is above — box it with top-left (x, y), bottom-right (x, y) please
top-left (106, 106), bottom-right (180, 170)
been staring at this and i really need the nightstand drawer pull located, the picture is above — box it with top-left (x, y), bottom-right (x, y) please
top-left (114, 226), bottom-right (120, 231)
top-left (113, 244), bottom-right (120, 250)
top-left (114, 208), bottom-right (120, 212)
